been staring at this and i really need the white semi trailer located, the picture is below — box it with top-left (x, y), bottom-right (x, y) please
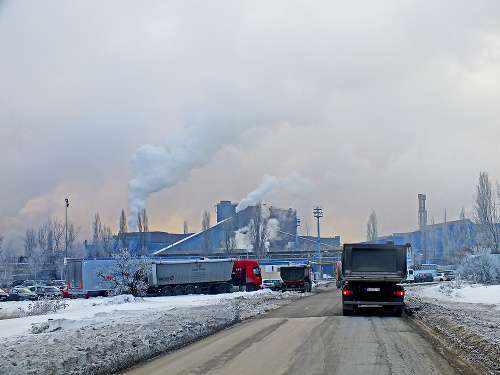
top-left (66, 257), bottom-right (253, 297)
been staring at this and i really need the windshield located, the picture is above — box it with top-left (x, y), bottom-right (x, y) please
top-left (253, 267), bottom-right (261, 276)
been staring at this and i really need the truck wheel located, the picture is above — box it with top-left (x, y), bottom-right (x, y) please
top-left (246, 283), bottom-right (257, 292)
top-left (173, 285), bottom-right (184, 295)
top-left (217, 284), bottom-right (228, 294)
top-left (184, 285), bottom-right (196, 295)
top-left (161, 286), bottom-right (173, 296)
top-left (342, 309), bottom-right (352, 316)
top-left (393, 309), bottom-right (403, 317)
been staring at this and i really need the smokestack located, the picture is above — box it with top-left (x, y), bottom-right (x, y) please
top-left (183, 221), bottom-right (188, 235)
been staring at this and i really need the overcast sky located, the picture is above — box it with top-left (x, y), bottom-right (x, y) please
top-left (2, 1), bottom-right (500, 246)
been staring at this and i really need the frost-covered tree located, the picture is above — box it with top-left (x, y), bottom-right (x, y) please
top-left (22, 228), bottom-right (37, 258)
top-left (444, 208), bottom-right (474, 265)
top-left (96, 249), bottom-right (150, 297)
top-left (473, 171), bottom-right (500, 253)
top-left (118, 209), bottom-right (128, 248)
top-left (249, 202), bottom-right (269, 259)
top-left (366, 210), bottom-right (378, 242)
top-left (457, 247), bottom-right (500, 284)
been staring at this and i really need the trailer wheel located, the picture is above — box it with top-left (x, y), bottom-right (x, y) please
top-left (217, 284), bottom-right (228, 294)
top-left (184, 285), bottom-right (196, 295)
top-left (173, 285), bottom-right (184, 295)
top-left (161, 286), bottom-right (173, 296)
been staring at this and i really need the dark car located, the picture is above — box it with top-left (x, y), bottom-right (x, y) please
top-left (0, 288), bottom-right (8, 302)
top-left (7, 287), bottom-right (38, 301)
top-left (414, 273), bottom-right (434, 283)
top-left (28, 285), bottom-right (63, 299)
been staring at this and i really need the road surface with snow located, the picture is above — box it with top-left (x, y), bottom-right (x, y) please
top-left (0, 281), bottom-right (498, 374)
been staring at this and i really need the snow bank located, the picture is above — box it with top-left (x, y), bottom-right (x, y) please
top-left (405, 282), bottom-right (500, 374)
top-left (0, 289), bottom-right (303, 374)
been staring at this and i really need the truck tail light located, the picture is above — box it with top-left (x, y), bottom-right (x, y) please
top-left (394, 290), bottom-right (404, 296)
top-left (342, 290), bottom-right (352, 296)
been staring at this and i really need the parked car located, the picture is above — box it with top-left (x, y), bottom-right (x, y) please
top-left (28, 285), bottom-right (63, 299)
top-left (60, 286), bottom-right (84, 299)
top-left (49, 280), bottom-right (67, 289)
top-left (262, 279), bottom-right (282, 291)
top-left (434, 272), bottom-right (447, 282)
top-left (414, 273), bottom-right (434, 283)
top-left (442, 270), bottom-right (455, 281)
top-left (0, 288), bottom-right (8, 302)
top-left (6, 287), bottom-right (38, 301)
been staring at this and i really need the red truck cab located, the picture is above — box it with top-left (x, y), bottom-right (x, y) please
top-left (232, 260), bottom-right (262, 291)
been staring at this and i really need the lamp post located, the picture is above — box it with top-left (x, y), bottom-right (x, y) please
top-left (294, 216), bottom-right (301, 251)
top-left (313, 206), bottom-right (323, 279)
top-left (65, 198), bottom-right (69, 259)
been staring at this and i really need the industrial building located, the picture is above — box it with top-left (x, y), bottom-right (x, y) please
top-left (114, 200), bottom-right (341, 264)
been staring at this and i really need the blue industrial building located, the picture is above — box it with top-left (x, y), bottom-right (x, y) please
top-left (367, 219), bottom-right (475, 265)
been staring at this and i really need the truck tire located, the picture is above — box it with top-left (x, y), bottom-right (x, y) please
top-left (393, 309), bottom-right (403, 317)
top-left (246, 283), bottom-right (257, 292)
top-left (173, 285), bottom-right (184, 296)
top-left (161, 286), bottom-right (173, 296)
top-left (342, 308), bottom-right (351, 316)
top-left (184, 285), bottom-right (196, 295)
top-left (217, 284), bottom-right (228, 294)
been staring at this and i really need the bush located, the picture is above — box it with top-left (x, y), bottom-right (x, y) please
top-left (457, 247), bottom-right (500, 284)
top-left (27, 298), bottom-right (68, 316)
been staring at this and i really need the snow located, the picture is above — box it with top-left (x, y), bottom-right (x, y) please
top-left (409, 282), bottom-right (500, 306)
top-left (405, 282), bottom-right (500, 374)
top-left (0, 292), bottom-right (254, 339)
top-left (1, 283), bottom-right (499, 374)
top-left (0, 289), bottom-right (304, 374)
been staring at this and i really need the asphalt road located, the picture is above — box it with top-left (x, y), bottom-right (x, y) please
top-left (124, 284), bottom-right (475, 375)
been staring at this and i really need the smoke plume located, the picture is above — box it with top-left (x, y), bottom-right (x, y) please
top-left (236, 172), bottom-right (314, 213)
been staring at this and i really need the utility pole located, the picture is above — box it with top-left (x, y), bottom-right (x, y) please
top-left (313, 206), bottom-right (323, 264)
top-left (294, 216), bottom-right (301, 251)
top-left (65, 198), bottom-right (69, 259)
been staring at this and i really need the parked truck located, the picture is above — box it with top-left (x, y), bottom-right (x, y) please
top-left (280, 264), bottom-right (312, 292)
top-left (341, 242), bottom-right (409, 316)
top-left (67, 257), bottom-right (261, 297)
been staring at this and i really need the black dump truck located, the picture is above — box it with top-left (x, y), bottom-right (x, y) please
top-left (280, 264), bottom-right (312, 292)
top-left (341, 241), bottom-right (409, 316)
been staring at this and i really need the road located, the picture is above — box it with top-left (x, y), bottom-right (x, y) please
top-left (124, 283), bottom-right (475, 375)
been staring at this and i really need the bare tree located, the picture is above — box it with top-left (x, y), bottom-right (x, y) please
top-left (201, 211), bottom-right (211, 255)
top-left (366, 210), bottom-right (378, 242)
top-left (137, 209), bottom-right (149, 254)
top-left (92, 213), bottom-right (113, 257)
top-left (249, 202), bottom-right (269, 259)
top-left (473, 171), bottom-right (500, 253)
top-left (221, 216), bottom-right (236, 254)
top-left (22, 228), bottom-right (37, 258)
top-left (118, 209), bottom-right (128, 248)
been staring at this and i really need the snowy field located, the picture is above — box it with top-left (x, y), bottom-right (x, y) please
top-left (405, 282), bottom-right (500, 375)
top-left (0, 289), bottom-right (304, 375)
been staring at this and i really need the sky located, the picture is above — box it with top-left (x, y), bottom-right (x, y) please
top-left (2, 1), bottom-right (500, 247)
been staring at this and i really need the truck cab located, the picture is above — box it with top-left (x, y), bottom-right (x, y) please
top-left (232, 260), bottom-right (262, 291)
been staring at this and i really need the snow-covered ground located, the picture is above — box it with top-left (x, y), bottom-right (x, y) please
top-left (405, 282), bottom-right (500, 375)
top-left (0, 289), bottom-right (304, 374)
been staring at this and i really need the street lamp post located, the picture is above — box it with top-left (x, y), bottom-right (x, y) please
top-left (313, 206), bottom-right (323, 279)
top-left (65, 198), bottom-right (69, 259)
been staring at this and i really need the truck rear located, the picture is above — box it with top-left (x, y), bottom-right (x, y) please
top-left (67, 258), bottom-right (116, 297)
top-left (280, 264), bottom-right (312, 292)
top-left (341, 242), bottom-right (409, 316)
